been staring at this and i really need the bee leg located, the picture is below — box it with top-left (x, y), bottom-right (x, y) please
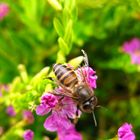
top-left (73, 106), bottom-right (80, 124)
top-left (73, 117), bottom-right (78, 124)
top-left (47, 77), bottom-right (54, 81)
top-left (81, 49), bottom-right (89, 66)
top-left (52, 89), bottom-right (63, 96)
top-left (59, 95), bottom-right (65, 101)
top-left (76, 105), bottom-right (79, 116)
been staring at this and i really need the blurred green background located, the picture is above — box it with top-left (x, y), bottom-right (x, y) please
top-left (0, 0), bottom-right (140, 140)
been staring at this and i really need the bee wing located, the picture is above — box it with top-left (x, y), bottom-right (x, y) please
top-left (77, 66), bottom-right (90, 86)
top-left (53, 87), bottom-right (78, 100)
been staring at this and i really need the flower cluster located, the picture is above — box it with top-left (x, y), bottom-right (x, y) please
top-left (123, 38), bottom-right (140, 64)
top-left (36, 92), bottom-right (82, 140)
top-left (118, 123), bottom-right (135, 140)
top-left (0, 3), bottom-right (9, 20)
top-left (36, 66), bottom-right (97, 140)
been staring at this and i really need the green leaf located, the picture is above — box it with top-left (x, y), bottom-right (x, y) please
top-left (53, 17), bottom-right (64, 37)
top-left (30, 67), bottom-right (50, 88)
top-left (48, 0), bottom-right (62, 11)
top-left (71, 3), bottom-right (78, 21)
top-left (64, 0), bottom-right (75, 12)
top-left (58, 37), bottom-right (69, 55)
top-left (64, 0), bottom-right (77, 21)
top-left (56, 50), bottom-right (66, 63)
top-left (18, 64), bottom-right (28, 83)
top-left (64, 19), bottom-right (73, 47)
top-left (68, 56), bottom-right (84, 69)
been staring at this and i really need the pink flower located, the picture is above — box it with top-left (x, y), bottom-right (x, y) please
top-left (118, 123), bottom-right (135, 140)
top-left (23, 129), bottom-right (34, 140)
top-left (23, 110), bottom-right (34, 124)
top-left (0, 3), bottom-right (9, 20)
top-left (6, 105), bottom-right (16, 117)
top-left (76, 66), bottom-right (98, 89)
top-left (58, 124), bottom-right (82, 140)
top-left (36, 93), bottom-right (58, 116)
top-left (123, 38), bottom-right (140, 64)
top-left (36, 92), bottom-right (78, 132)
top-left (36, 91), bottom-right (80, 138)
top-left (43, 111), bottom-right (72, 132)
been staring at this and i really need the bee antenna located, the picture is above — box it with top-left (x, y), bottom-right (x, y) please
top-left (96, 105), bottom-right (108, 111)
top-left (92, 111), bottom-right (97, 127)
top-left (81, 49), bottom-right (89, 66)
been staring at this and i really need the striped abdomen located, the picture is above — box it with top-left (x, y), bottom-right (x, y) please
top-left (53, 64), bottom-right (78, 88)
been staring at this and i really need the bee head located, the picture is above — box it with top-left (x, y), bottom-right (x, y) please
top-left (80, 95), bottom-right (98, 126)
top-left (80, 95), bottom-right (98, 113)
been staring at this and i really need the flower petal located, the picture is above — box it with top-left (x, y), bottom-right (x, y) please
top-left (36, 104), bottom-right (51, 116)
top-left (44, 111), bottom-right (72, 132)
top-left (118, 123), bottom-right (135, 140)
top-left (76, 66), bottom-right (97, 89)
top-left (131, 54), bottom-right (140, 64)
top-left (23, 110), bottom-right (34, 124)
top-left (44, 114), bottom-right (57, 131)
top-left (0, 3), bottom-right (9, 20)
top-left (123, 38), bottom-right (140, 65)
top-left (41, 93), bottom-right (58, 107)
top-left (61, 97), bottom-right (78, 119)
top-left (58, 124), bottom-right (82, 140)
top-left (23, 129), bottom-right (34, 140)
top-left (6, 105), bottom-right (16, 117)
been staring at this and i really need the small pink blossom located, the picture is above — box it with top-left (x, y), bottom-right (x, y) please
top-left (118, 123), bottom-right (135, 140)
top-left (123, 38), bottom-right (140, 64)
top-left (58, 124), bottom-right (82, 140)
top-left (36, 92), bottom-right (78, 132)
top-left (0, 3), bottom-right (9, 20)
top-left (36, 93), bottom-right (58, 116)
top-left (76, 66), bottom-right (98, 89)
top-left (23, 110), bottom-right (34, 124)
top-left (23, 129), bottom-right (34, 140)
top-left (6, 105), bottom-right (16, 117)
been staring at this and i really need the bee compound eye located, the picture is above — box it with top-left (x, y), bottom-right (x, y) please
top-left (91, 96), bottom-right (97, 102)
top-left (83, 105), bottom-right (90, 110)
top-left (90, 96), bottom-right (97, 106)
top-left (83, 102), bottom-right (90, 110)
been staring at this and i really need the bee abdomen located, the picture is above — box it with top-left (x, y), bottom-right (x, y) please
top-left (53, 63), bottom-right (78, 88)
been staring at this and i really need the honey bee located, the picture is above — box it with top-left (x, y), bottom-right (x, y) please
top-left (53, 50), bottom-right (98, 126)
